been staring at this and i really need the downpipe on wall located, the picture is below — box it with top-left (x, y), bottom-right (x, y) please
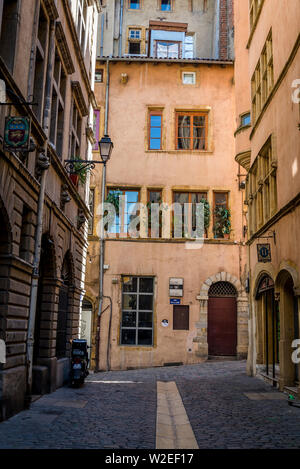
top-left (96, 59), bottom-right (113, 372)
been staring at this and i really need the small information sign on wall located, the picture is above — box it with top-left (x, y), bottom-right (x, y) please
top-left (257, 243), bottom-right (271, 263)
top-left (169, 278), bottom-right (183, 297)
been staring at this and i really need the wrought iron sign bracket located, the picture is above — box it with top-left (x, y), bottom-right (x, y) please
top-left (64, 160), bottom-right (105, 173)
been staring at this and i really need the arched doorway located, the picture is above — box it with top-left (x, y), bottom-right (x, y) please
top-left (56, 253), bottom-right (73, 359)
top-left (208, 282), bottom-right (237, 356)
top-left (33, 234), bottom-right (56, 364)
top-left (255, 275), bottom-right (279, 384)
top-left (276, 270), bottom-right (299, 388)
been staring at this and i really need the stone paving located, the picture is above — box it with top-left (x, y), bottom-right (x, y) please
top-left (0, 361), bottom-right (299, 449)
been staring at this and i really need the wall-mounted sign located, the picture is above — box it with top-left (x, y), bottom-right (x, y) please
top-left (169, 278), bottom-right (183, 297)
top-left (170, 298), bottom-right (181, 305)
top-left (161, 319), bottom-right (169, 327)
top-left (257, 243), bottom-right (271, 263)
top-left (4, 116), bottom-right (31, 151)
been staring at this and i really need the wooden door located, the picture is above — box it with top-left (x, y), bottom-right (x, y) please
top-left (208, 296), bottom-right (237, 356)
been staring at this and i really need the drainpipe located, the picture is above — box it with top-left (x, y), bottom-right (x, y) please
top-left (25, 20), bottom-right (55, 403)
top-left (118, 0), bottom-right (124, 57)
top-left (213, 0), bottom-right (220, 60)
top-left (100, 13), bottom-right (104, 57)
top-left (96, 59), bottom-right (112, 372)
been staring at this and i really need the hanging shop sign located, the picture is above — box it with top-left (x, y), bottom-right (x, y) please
top-left (4, 116), bottom-right (31, 151)
top-left (257, 243), bottom-right (271, 263)
top-left (169, 278), bottom-right (183, 297)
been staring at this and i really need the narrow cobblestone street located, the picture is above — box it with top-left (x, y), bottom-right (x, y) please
top-left (0, 361), bottom-right (299, 449)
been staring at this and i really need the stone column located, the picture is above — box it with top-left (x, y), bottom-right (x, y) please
top-left (194, 295), bottom-right (209, 359)
top-left (237, 295), bottom-right (249, 359)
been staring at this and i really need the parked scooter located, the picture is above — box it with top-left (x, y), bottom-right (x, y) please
top-left (70, 339), bottom-right (89, 387)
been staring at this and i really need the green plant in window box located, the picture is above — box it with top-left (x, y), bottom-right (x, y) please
top-left (213, 207), bottom-right (231, 239)
top-left (105, 189), bottom-right (122, 216)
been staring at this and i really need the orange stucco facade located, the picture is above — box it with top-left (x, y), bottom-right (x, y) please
top-left (234, 0), bottom-right (300, 395)
top-left (86, 58), bottom-right (249, 370)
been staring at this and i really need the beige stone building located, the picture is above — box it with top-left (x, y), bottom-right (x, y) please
top-left (0, 0), bottom-right (99, 419)
top-left (234, 0), bottom-right (300, 396)
top-left (84, 0), bottom-right (249, 371)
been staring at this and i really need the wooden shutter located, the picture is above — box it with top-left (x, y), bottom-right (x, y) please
top-left (173, 305), bottom-right (189, 330)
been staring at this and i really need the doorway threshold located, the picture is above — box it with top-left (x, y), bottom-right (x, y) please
top-left (208, 355), bottom-right (237, 361)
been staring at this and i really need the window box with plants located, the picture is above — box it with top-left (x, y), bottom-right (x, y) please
top-left (69, 156), bottom-right (91, 188)
top-left (213, 206), bottom-right (231, 239)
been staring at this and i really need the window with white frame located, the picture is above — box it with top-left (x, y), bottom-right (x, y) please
top-left (182, 72), bottom-right (196, 85)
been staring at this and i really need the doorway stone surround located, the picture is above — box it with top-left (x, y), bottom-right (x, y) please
top-left (194, 272), bottom-right (248, 360)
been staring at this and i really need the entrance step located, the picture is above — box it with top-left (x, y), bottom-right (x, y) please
top-left (208, 355), bottom-right (237, 361)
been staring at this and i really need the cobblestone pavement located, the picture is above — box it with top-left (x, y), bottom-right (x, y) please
top-left (0, 361), bottom-right (299, 449)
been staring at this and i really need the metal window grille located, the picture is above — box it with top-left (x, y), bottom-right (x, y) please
top-left (208, 281), bottom-right (237, 297)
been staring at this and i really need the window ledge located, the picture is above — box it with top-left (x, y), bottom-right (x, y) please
top-left (145, 150), bottom-right (213, 154)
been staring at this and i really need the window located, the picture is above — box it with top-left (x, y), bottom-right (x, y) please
top-left (160, 0), bottom-right (172, 11)
top-left (0, 0), bottom-right (19, 73)
top-left (241, 113), bottom-right (251, 126)
top-left (95, 68), bottom-right (103, 82)
top-left (251, 31), bottom-right (273, 123)
top-left (155, 40), bottom-right (181, 58)
top-left (93, 110), bottom-right (100, 150)
top-left (184, 35), bottom-right (194, 59)
top-left (76, 0), bottom-right (88, 50)
top-left (149, 111), bottom-right (162, 150)
top-left (31, 5), bottom-right (49, 122)
top-left (50, 50), bottom-right (66, 158)
top-left (213, 192), bottom-right (229, 239)
top-left (176, 112), bottom-right (208, 150)
top-left (106, 189), bottom-right (139, 236)
top-left (128, 28), bottom-right (142, 55)
top-left (129, 42), bottom-right (141, 55)
top-left (148, 189), bottom-right (162, 238)
top-left (247, 137), bottom-right (277, 235)
top-left (128, 0), bottom-right (140, 9)
top-left (121, 276), bottom-right (154, 346)
top-left (69, 99), bottom-right (82, 159)
top-left (182, 72), bottom-right (196, 85)
top-left (173, 192), bottom-right (207, 238)
top-left (88, 189), bottom-right (95, 235)
top-left (173, 306), bottom-right (189, 330)
top-left (249, 0), bottom-right (263, 30)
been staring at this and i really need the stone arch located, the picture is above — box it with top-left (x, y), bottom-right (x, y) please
top-left (33, 233), bottom-right (58, 364)
top-left (274, 264), bottom-right (299, 389)
top-left (60, 249), bottom-right (75, 286)
top-left (195, 272), bottom-right (248, 360)
top-left (275, 261), bottom-right (299, 293)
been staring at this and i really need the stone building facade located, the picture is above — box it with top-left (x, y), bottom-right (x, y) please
top-left (0, 0), bottom-right (99, 420)
top-left (234, 0), bottom-right (300, 396)
top-left (84, 0), bottom-right (248, 371)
